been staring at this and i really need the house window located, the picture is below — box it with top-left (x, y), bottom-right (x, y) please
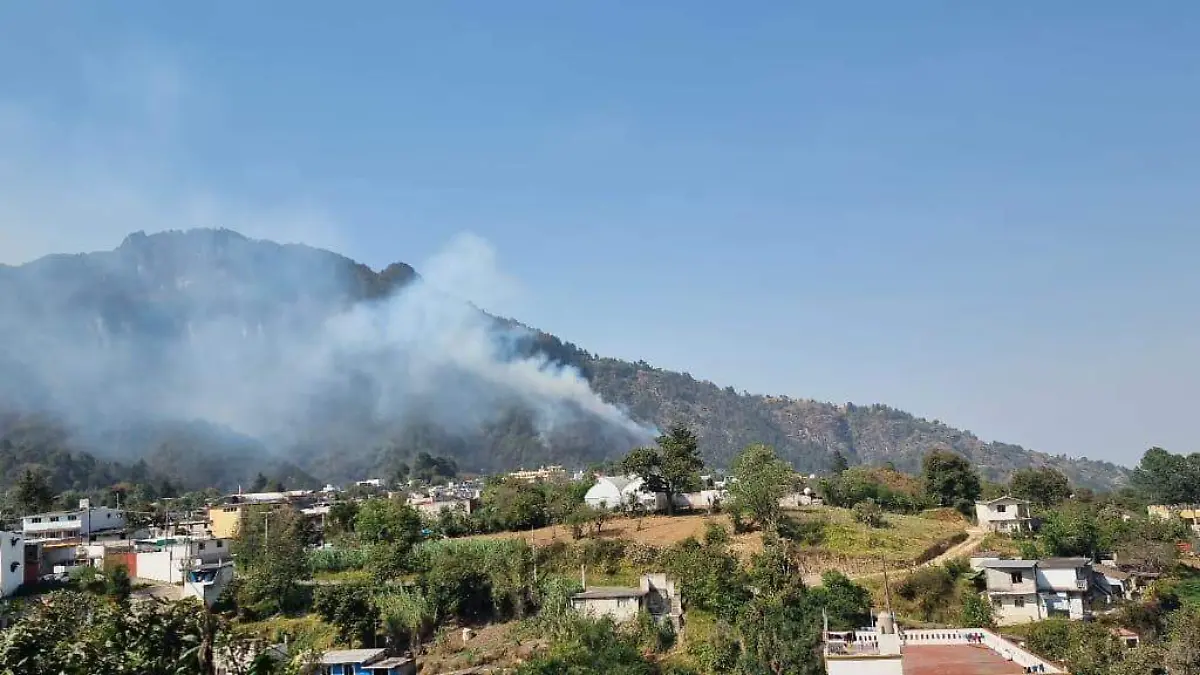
top-left (1010, 572), bottom-right (1024, 584)
top-left (67, 515), bottom-right (77, 521)
top-left (198, 543), bottom-right (206, 550)
top-left (1014, 597), bottom-right (1026, 608)
top-left (50, 516), bottom-right (59, 522)
top-left (996, 505), bottom-right (1007, 513)
top-left (30, 518), bottom-right (42, 523)
top-left (216, 541), bottom-right (224, 548)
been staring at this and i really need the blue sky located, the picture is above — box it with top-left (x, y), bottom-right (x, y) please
top-left (1, 2), bottom-right (1197, 466)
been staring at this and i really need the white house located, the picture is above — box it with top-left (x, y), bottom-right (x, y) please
top-left (0, 530), bottom-right (25, 598)
top-left (584, 476), bottom-right (666, 512)
top-left (982, 557), bottom-right (1096, 624)
top-left (134, 537), bottom-right (233, 584)
top-left (974, 496), bottom-right (1034, 533)
top-left (22, 500), bottom-right (126, 541)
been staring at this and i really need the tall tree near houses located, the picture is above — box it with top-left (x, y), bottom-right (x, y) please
top-left (729, 444), bottom-right (792, 530)
top-left (921, 449), bottom-right (982, 513)
top-left (621, 424), bottom-right (703, 515)
top-left (1009, 467), bottom-right (1071, 507)
top-left (14, 468), bottom-right (53, 515)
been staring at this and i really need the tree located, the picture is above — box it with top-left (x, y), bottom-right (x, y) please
top-left (851, 499), bottom-right (885, 528)
top-left (106, 563), bottom-right (132, 603)
top-left (1132, 447), bottom-right (1199, 505)
top-left (233, 506), bottom-right (313, 616)
top-left (313, 584), bottom-right (379, 647)
top-left (810, 572), bottom-right (872, 630)
top-left (250, 473), bottom-right (269, 492)
top-left (1039, 501), bottom-right (1102, 558)
top-left (354, 498), bottom-right (422, 546)
top-left (960, 592), bottom-right (995, 629)
top-left (14, 468), bottom-right (53, 515)
top-left (733, 589), bottom-right (823, 675)
top-left (922, 450), bottom-right (981, 511)
top-left (728, 444), bottom-right (792, 530)
top-left (1010, 467), bottom-right (1071, 507)
top-left (621, 424), bottom-right (703, 516)
top-left (0, 590), bottom-right (231, 675)
top-left (328, 500), bottom-right (359, 535)
top-left (829, 450), bottom-right (849, 475)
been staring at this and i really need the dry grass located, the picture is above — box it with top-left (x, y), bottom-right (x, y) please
top-left (477, 512), bottom-right (765, 555)
top-left (416, 620), bottom-right (536, 674)
top-left (473, 506), bottom-right (967, 574)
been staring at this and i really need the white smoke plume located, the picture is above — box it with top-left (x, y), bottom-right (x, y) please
top-left (0, 229), bottom-right (654, 467)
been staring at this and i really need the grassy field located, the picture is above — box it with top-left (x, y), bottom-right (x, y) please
top-left (474, 506), bottom-right (967, 578)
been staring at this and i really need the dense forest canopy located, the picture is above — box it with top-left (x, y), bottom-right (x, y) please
top-left (0, 229), bottom-right (1128, 491)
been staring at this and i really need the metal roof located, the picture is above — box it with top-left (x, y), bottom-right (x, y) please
top-left (372, 656), bottom-right (415, 669)
top-left (982, 559), bottom-right (1038, 569)
top-left (1038, 557), bottom-right (1090, 569)
top-left (320, 648), bottom-right (388, 665)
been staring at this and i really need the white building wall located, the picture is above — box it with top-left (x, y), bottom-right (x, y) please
top-left (1037, 567), bottom-right (1086, 591)
top-left (22, 507), bottom-right (126, 538)
top-left (992, 594), bottom-right (1043, 625)
top-left (572, 596), bottom-right (642, 623)
top-left (136, 551), bottom-right (180, 584)
top-left (0, 531), bottom-right (24, 597)
top-left (825, 657), bottom-right (904, 675)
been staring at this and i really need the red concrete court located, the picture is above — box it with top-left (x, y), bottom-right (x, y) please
top-left (902, 645), bottom-right (1028, 675)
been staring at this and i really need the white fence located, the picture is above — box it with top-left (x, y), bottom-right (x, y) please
top-left (900, 628), bottom-right (1063, 673)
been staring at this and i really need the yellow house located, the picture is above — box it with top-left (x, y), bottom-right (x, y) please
top-left (208, 505), bottom-right (246, 539)
top-left (1148, 504), bottom-right (1200, 533)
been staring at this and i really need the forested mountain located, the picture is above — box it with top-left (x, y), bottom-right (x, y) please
top-left (0, 229), bottom-right (1128, 491)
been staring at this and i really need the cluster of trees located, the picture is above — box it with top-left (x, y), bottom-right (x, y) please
top-left (1133, 446), bottom-right (1200, 505)
top-left (0, 591), bottom-right (300, 675)
top-left (821, 449), bottom-right (983, 518)
top-left (1023, 605), bottom-right (1200, 675)
top-left (657, 523), bottom-right (871, 674)
top-left (312, 538), bottom-right (538, 654)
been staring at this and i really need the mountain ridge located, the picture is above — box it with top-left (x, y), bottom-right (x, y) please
top-left (0, 229), bottom-right (1129, 492)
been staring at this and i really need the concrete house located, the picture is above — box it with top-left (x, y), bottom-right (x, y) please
top-left (319, 648), bottom-right (415, 675)
top-left (974, 496), bottom-right (1034, 533)
top-left (133, 537), bottom-right (233, 584)
top-left (22, 500), bottom-right (126, 541)
top-left (982, 558), bottom-right (1096, 624)
top-left (571, 573), bottom-right (682, 628)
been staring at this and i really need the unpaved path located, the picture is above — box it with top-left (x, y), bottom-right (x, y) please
top-left (805, 527), bottom-right (987, 587)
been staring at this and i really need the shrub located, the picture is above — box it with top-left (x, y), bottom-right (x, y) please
top-left (308, 547), bottom-right (369, 574)
top-left (776, 514), bottom-right (826, 546)
top-left (960, 592), bottom-right (995, 629)
top-left (852, 499), bottom-right (885, 528)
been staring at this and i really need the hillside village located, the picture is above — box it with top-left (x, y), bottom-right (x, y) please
top-left (2, 429), bottom-right (1199, 674)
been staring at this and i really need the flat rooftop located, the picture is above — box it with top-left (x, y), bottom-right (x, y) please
top-left (902, 645), bottom-right (1026, 675)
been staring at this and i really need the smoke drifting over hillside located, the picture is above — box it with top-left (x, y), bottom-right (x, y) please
top-left (0, 230), bottom-right (652, 470)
